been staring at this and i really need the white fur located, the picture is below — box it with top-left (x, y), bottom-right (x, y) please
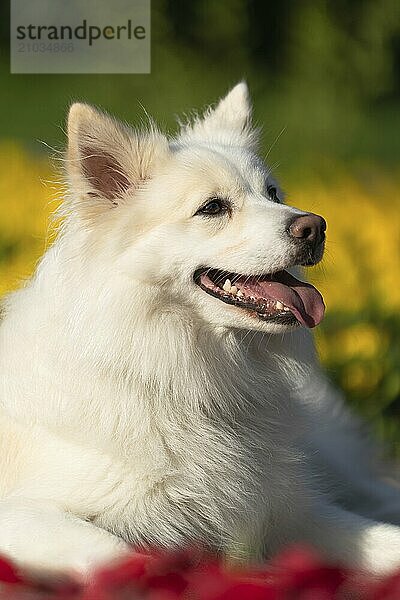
top-left (1, 83), bottom-right (400, 578)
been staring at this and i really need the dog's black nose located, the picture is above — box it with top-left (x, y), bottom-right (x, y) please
top-left (288, 213), bottom-right (326, 245)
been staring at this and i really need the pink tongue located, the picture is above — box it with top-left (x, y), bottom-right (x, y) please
top-left (239, 271), bottom-right (325, 328)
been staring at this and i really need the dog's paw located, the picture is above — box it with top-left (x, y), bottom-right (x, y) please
top-left (361, 523), bottom-right (400, 574)
top-left (48, 533), bottom-right (131, 578)
top-left (4, 526), bottom-right (130, 582)
top-left (0, 498), bottom-right (131, 581)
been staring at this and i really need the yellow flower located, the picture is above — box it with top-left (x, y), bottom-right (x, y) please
top-left (0, 141), bottom-right (61, 296)
top-left (337, 324), bottom-right (385, 359)
top-left (342, 362), bottom-right (382, 394)
top-left (291, 165), bottom-right (400, 312)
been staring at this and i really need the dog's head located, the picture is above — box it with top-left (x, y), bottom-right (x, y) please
top-left (65, 83), bottom-right (325, 333)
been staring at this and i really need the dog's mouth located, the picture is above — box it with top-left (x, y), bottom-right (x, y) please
top-left (194, 268), bottom-right (325, 328)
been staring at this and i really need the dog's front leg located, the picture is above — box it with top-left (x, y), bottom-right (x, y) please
top-left (272, 498), bottom-right (400, 574)
top-left (0, 496), bottom-right (130, 579)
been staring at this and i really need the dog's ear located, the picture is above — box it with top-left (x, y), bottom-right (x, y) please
top-left (206, 82), bottom-right (252, 133)
top-left (66, 103), bottom-right (169, 217)
top-left (179, 82), bottom-right (259, 149)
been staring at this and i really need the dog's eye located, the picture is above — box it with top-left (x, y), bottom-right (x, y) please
top-left (196, 198), bottom-right (228, 216)
top-left (267, 185), bottom-right (280, 203)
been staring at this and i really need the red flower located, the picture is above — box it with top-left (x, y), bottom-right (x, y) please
top-left (1, 545), bottom-right (400, 600)
top-left (0, 556), bottom-right (22, 584)
top-left (267, 546), bottom-right (348, 599)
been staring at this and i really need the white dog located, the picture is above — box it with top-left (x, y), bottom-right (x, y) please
top-left (1, 83), bottom-right (400, 578)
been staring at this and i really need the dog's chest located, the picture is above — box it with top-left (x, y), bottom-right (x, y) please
top-left (94, 420), bottom-right (269, 556)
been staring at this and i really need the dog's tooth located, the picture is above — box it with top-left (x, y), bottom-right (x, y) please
top-left (236, 290), bottom-right (244, 298)
top-left (230, 285), bottom-right (238, 296)
top-left (283, 306), bottom-right (290, 312)
top-left (276, 301), bottom-right (284, 310)
top-left (222, 279), bottom-right (232, 292)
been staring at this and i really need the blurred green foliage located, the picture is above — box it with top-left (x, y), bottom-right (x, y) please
top-left (0, 0), bottom-right (399, 166)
